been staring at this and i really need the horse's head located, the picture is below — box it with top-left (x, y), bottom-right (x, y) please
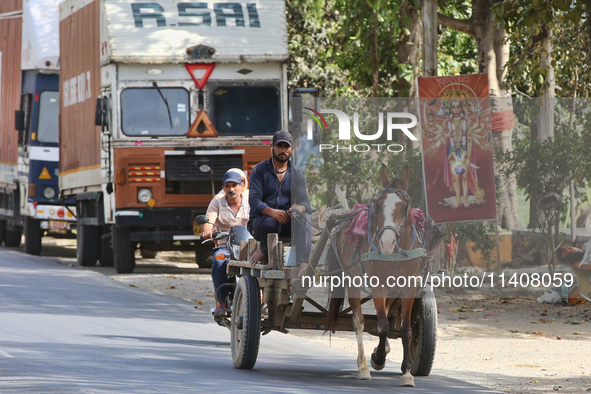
top-left (373, 164), bottom-right (412, 255)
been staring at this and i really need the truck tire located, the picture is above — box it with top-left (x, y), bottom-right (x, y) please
top-left (99, 231), bottom-right (114, 267)
top-left (24, 217), bottom-right (42, 255)
top-left (0, 220), bottom-right (6, 246)
top-left (5, 228), bottom-right (22, 247)
top-left (113, 226), bottom-right (135, 274)
top-left (77, 225), bottom-right (100, 266)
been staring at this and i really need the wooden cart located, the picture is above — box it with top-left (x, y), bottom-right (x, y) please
top-left (223, 229), bottom-right (438, 375)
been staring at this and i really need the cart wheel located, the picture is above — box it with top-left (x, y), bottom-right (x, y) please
top-left (410, 287), bottom-right (437, 376)
top-left (231, 275), bottom-right (261, 369)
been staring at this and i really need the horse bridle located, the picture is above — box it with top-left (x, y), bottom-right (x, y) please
top-left (368, 187), bottom-right (416, 256)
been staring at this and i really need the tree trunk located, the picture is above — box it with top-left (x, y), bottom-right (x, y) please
top-left (371, 14), bottom-right (379, 97)
top-left (397, 1), bottom-right (422, 151)
top-left (492, 28), bottom-right (521, 229)
top-left (531, 21), bottom-right (556, 142)
top-left (529, 20), bottom-right (556, 230)
top-left (421, 0), bottom-right (441, 270)
top-left (421, 0), bottom-right (438, 78)
top-left (439, 0), bottom-right (521, 229)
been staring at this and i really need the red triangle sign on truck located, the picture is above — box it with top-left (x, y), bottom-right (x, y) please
top-left (184, 63), bottom-right (216, 90)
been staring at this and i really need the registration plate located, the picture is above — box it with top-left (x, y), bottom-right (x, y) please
top-left (48, 220), bottom-right (68, 234)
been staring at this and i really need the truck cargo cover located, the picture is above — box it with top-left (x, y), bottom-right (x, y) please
top-left (60, 0), bottom-right (288, 64)
top-left (21, 0), bottom-right (60, 71)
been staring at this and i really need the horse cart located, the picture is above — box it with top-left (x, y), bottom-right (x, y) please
top-left (198, 167), bottom-right (445, 386)
top-left (223, 227), bottom-right (439, 377)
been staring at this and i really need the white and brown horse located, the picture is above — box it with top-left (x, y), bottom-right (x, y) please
top-left (326, 165), bottom-right (427, 386)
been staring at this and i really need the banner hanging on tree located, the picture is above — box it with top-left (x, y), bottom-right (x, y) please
top-left (417, 73), bottom-right (497, 223)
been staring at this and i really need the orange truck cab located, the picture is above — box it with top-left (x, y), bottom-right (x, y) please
top-left (58, 0), bottom-right (288, 273)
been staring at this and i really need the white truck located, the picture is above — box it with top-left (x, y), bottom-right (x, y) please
top-left (0, 0), bottom-right (76, 254)
top-left (59, 0), bottom-right (288, 273)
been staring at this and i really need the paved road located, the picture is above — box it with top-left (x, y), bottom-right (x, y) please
top-left (0, 247), bottom-right (502, 393)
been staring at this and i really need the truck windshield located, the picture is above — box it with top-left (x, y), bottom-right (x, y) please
top-left (37, 91), bottom-right (59, 143)
top-left (212, 86), bottom-right (280, 135)
top-left (121, 88), bottom-right (190, 136)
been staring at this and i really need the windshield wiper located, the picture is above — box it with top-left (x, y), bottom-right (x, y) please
top-left (152, 82), bottom-right (173, 128)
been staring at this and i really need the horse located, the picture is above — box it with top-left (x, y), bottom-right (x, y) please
top-left (326, 164), bottom-right (435, 387)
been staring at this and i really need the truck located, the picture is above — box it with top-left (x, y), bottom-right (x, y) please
top-left (0, 0), bottom-right (76, 254)
top-left (59, 0), bottom-right (288, 273)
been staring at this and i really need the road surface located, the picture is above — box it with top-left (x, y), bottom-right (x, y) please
top-left (0, 247), bottom-right (502, 393)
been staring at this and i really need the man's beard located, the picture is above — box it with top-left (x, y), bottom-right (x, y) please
top-left (226, 191), bottom-right (239, 199)
top-left (273, 150), bottom-right (290, 163)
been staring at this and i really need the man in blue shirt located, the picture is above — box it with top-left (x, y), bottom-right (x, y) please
top-left (248, 130), bottom-right (312, 277)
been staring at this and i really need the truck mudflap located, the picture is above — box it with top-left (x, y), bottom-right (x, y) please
top-left (26, 203), bottom-right (77, 222)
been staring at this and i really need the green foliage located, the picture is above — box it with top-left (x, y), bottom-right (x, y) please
top-left (301, 99), bottom-right (418, 206)
top-left (383, 148), bottom-right (424, 207)
top-left (437, 27), bottom-right (477, 76)
top-left (500, 130), bottom-right (589, 210)
top-left (304, 148), bottom-right (424, 211)
top-left (496, 126), bottom-right (591, 266)
top-left (451, 221), bottom-right (496, 267)
top-left (287, 0), bottom-right (349, 95)
top-left (495, 0), bottom-right (591, 97)
top-left (287, 0), bottom-right (423, 97)
top-left (437, 2), bottom-right (477, 76)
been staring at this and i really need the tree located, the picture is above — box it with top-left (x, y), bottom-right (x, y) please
top-left (496, 0), bottom-right (589, 99)
top-left (497, 123), bottom-right (591, 272)
top-left (437, 0), bottom-right (521, 229)
top-left (496, 0), bottom-right (590, 225)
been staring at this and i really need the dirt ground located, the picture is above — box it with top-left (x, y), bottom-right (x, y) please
top-left (39, 237), bottom-right (591, 393)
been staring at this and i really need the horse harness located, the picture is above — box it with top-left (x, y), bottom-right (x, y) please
top-left (323, 188), bottom-right (428, 282)
top-left (363, 187), bottom-right (427, 262)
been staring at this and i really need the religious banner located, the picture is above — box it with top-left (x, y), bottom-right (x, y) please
top-left (417, 73), bottom-right (497, 223)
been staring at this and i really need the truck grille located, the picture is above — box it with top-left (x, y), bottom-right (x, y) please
top-left (165, 154), bottom-right (242, 181)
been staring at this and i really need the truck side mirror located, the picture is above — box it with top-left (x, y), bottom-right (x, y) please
top-left (95, 97), bottom-right (110, 129)
top-left (14, 110), bottom-right (24, 132)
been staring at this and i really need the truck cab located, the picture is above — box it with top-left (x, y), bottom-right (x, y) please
top-left (16, 72), bottom-right (77, 255)
top-left (59, 0), bottom-right (288, 273)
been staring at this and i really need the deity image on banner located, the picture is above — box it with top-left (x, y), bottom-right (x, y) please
top-left (418, 74), bottom-right (497, 223)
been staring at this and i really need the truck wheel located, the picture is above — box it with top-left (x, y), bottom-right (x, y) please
top-left (5, 228), bottom-right (22, 247)
top-left (77, 225), bottom-right (100, 266)
top-left (195, 250), bottom-right (213, 269)
top-left (231, 275), bottom-right (261, 369)
top-left (113, 226), bottom-right (135, 274)
top-left (24, 217), bottom-right (42, 255)
top-left (99, 231), bottom-right (114, 267)
top-left (0, 220), bottom-right (6, 246)
top-left (410, 287), bottom-right (437, 377)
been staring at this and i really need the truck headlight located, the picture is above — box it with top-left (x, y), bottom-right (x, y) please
top-left (137, 188), bottom-right (152, 203)
top-left (43, 187), bottom-right (56, 199)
